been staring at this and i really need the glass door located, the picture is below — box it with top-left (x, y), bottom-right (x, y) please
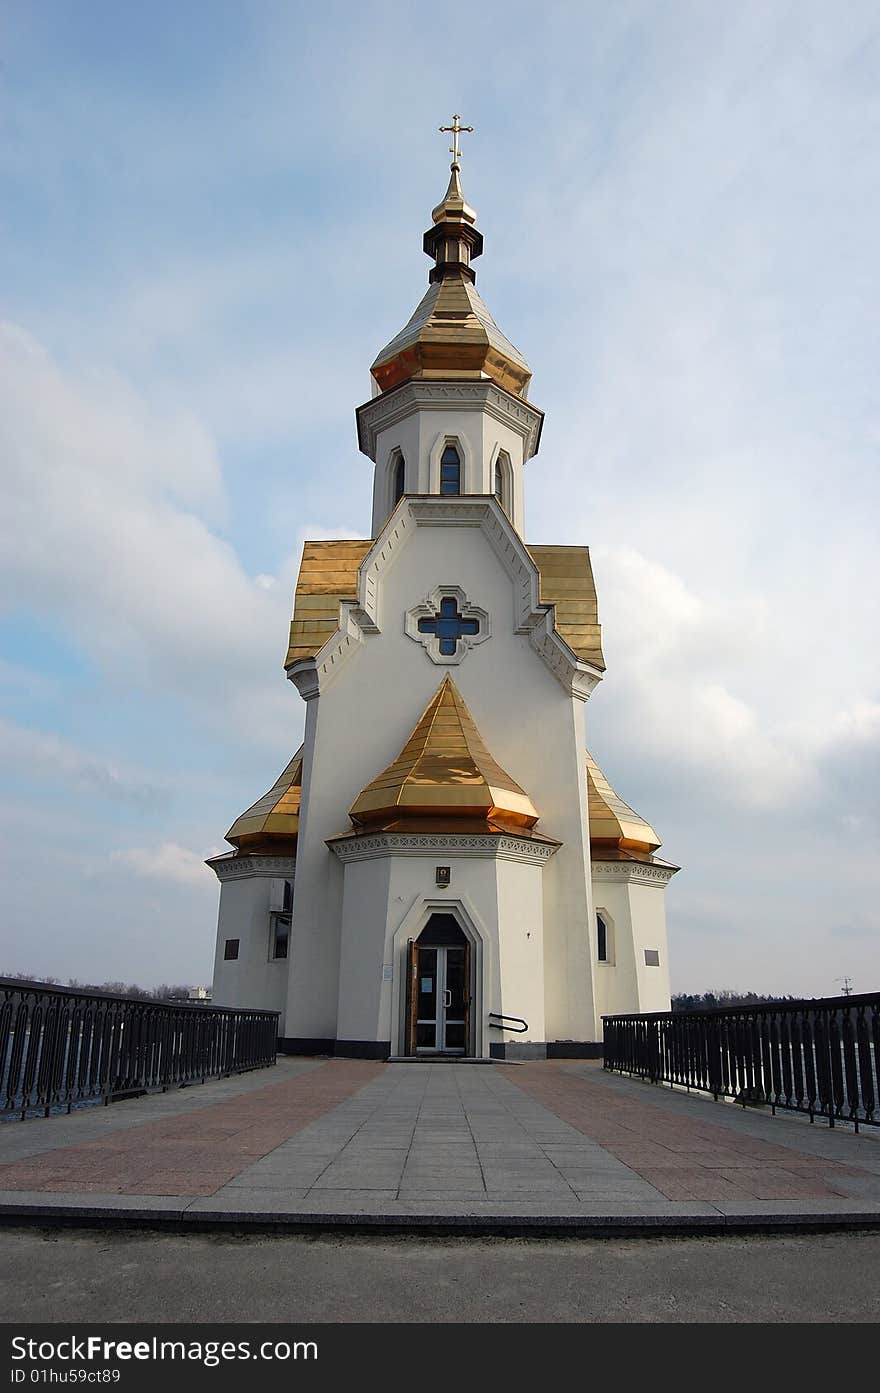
top-left (415, 947), bottom-right (439, 1051)
top-left (442, 947), bottom-right (467, 1052)
top-left (415, 945), bottom-right (467, 1054)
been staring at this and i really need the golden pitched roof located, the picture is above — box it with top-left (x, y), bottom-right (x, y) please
top-left (370, 274), bottom-right (532, 399)
top-left (526, 545), bottom-right (605, 670)
top-left (285, 539), bottom-right (372, 668)
top-left (225, 746), bottom-right (304, 851)
top-left (285, 539), bottom-right (604, 673)
top-left (586, 750), bottom-right (661, 854)
top-left (350, 676), bottom-right (539, 829)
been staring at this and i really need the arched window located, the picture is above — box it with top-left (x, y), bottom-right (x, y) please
top-left (440, 444), bottom-right (461, 496)
top-left (494, 452), bottom-right (510, 517)
top-left (596, 913), bottom-right (608, 963)
top-left (392, 453), bottom-right (405, 506)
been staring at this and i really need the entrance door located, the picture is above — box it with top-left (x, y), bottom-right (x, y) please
top-left (415, 945), bottom-right (467, 1054)
top-left (407, 914), bottom-right (471, 1056)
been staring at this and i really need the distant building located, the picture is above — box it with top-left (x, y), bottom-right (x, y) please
top-left (208, 127), bottom-right (678, 1058)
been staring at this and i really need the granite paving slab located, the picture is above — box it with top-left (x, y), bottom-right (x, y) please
top-left (0, 1057), bottom-right (878, 1232)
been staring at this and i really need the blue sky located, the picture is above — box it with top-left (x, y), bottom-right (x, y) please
top-left (1, 1), bottom-right (878, 996)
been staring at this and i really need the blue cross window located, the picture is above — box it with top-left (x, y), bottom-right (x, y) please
top-left (418, 596), bottom-right (479, 656)
top-left (440, 444), bottom-right (461, 495)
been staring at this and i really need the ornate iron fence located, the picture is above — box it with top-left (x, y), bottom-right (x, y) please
top-left (603, 993), bottom-right (880, 1130)
top-left (0, 978), bottom-right (279, 1120)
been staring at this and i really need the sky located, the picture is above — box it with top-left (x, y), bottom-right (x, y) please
top-left (1, 0), bottom-right (878, 998)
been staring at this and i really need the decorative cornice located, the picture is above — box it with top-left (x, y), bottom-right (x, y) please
top-left (591, 858), bottom-right (678, 888)
top-left (206, 854), bottom-right (297, 883)
top-left (328, 831), bottom-right (559, 866)
top-left (287, 498), bottom-right (603, 702)
top-left (356, 380), bottom-right (543, 462)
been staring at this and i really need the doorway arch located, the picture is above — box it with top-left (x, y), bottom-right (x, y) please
top-left (406, 913), bottom-right (472, 1056)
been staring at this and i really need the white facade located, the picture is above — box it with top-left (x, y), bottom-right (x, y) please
top-left (208, 164), bottom-right (678, 1058)
top-left (209, 855), bottom-right (295, 1020)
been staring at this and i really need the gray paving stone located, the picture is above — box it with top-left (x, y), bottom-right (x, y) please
top-left (4, 1059), bottom-right (878, 1234)
top-left (0, 1191), bottom-right (185, 1212)
top-left (186, 1190), bottom-right (311, 1213)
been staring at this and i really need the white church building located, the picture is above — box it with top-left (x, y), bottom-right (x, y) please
top-left (208, 124), bottom-right (679, 1059)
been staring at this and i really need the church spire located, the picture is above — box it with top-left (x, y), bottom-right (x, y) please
top-left (368, 116), bottom-right (531, 398)
top-left (425, 115), bottom-right (482, 282)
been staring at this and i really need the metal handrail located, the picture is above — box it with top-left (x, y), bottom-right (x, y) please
top-left (0, 978), bottom-right (279, 1121)
top-left (489, 1012), bottom-right (528, 1034)
top-left (603, 992), bottom-right (880, 1131)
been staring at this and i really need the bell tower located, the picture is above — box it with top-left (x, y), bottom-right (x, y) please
top-left (357, 117), bottom-right (543, 538)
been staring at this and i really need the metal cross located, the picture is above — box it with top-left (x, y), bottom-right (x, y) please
top-left (439, 114), bottom-right (474, 167)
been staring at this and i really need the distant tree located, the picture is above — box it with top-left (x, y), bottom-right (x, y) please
top-left (672, 990), bottom-right (802, 1012)
top-left (1, 970), bottom-right (60, 985)
top-left (2, 971), bottom-right (197, 1001)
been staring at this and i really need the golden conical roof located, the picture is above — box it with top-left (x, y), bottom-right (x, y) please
top-left (226, 746), bottom-right (303, 852)
top-left (586, 750), bottom-right (661, 854)
top-left (431, 163), bottom-right (477, 225)
top-left (350, 677), bottom-right (539, 829)
top-left (371, 276), bottom-right (532, 398)
top-left (370, 161), bottom-right (532, 399)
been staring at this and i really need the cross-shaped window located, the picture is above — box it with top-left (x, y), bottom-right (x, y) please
top-left (418, 596), bottom-right (480, 656)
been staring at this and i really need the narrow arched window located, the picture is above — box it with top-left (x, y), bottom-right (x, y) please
top-left (596, 913), bottom-right (608, 963)
top-left (392, 454), bottom-right (405, 506)
top-left (494, 451), bottom-right (510, 517)
top-left (440, 444), bottom-right (461, 496)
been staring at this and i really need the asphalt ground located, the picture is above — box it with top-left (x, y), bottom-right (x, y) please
top-left (1, 1226), bottom-right (878, 1323)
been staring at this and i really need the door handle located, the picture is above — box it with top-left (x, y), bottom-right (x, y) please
top-left (444, 988), bottom-right (452, 1008)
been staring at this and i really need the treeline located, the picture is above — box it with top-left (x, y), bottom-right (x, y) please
top-left (672, 990), bottom-right (801, 1012)
top-left (1, 970), bottom-right (197, 1001)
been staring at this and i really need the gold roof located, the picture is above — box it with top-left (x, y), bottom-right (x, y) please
top-left (526, 545), bottom-right (605, 670)
top-left (369, 161), bottom-right (532, 400)
top-left (370, 275), bottom-right (532, 398)
top-left (349, 676), bottom-right (539, 829)
top-left (285, 539), bottom-right (372, 668)
top-left (285, 539), bottom-right (603, 671)
top-left (226, 746), bottom-right (304, 851)
top-left (586, 750), bottom-right (661, 854)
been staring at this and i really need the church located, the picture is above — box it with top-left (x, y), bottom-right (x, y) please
top-left (208, 120), bottom-right (679, 1059)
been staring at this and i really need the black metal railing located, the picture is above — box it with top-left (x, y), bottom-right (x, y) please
top-left (0, 978), bottom-right (279, 1120)
top-left (489, 1012), bottom-right (529, 1034)
top-left (603, 992), bottom-right (880, 1131)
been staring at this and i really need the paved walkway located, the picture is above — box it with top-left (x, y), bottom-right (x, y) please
top-left (0, 1059), bottom-right (878, 1230)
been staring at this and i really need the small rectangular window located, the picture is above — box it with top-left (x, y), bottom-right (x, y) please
top-left (224, 939), bottom-right (240, 961)
top-left (644, 949), bottom-right (660, 967)
top-left (597, 914), bottom-right (607, 963)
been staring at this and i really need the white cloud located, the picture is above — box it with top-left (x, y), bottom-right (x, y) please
top-left (0, 715), bottom-right (166, 807)
top-left (0, 322), bottom-right (298, 749)
top-left (109, 842), bottom-right (220, 889)
top-left (589, 546), bottom-right (816, 807)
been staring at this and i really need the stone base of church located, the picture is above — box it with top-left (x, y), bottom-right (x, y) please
top-left (277, 1037), bottom-right (604, 1061)
top-left (490, 1041), bottom-right (604, 1060)
top-left (278, 1037), bottom-right (392, 1059)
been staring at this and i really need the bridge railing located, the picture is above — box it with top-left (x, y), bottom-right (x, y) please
top-left (0, 978), bottom-right (279, 1120)
top-left (602, 992), bottom-right (880, 1130)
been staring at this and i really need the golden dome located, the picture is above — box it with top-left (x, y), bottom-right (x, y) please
top-left (225, 746), bottom-right (303, 853)
top-left (349, 676), bottom-right (539, 830)
top-left (370, 164), bottom-right (532, 399)
top-left (586, 750), bottom-right (661, 855)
